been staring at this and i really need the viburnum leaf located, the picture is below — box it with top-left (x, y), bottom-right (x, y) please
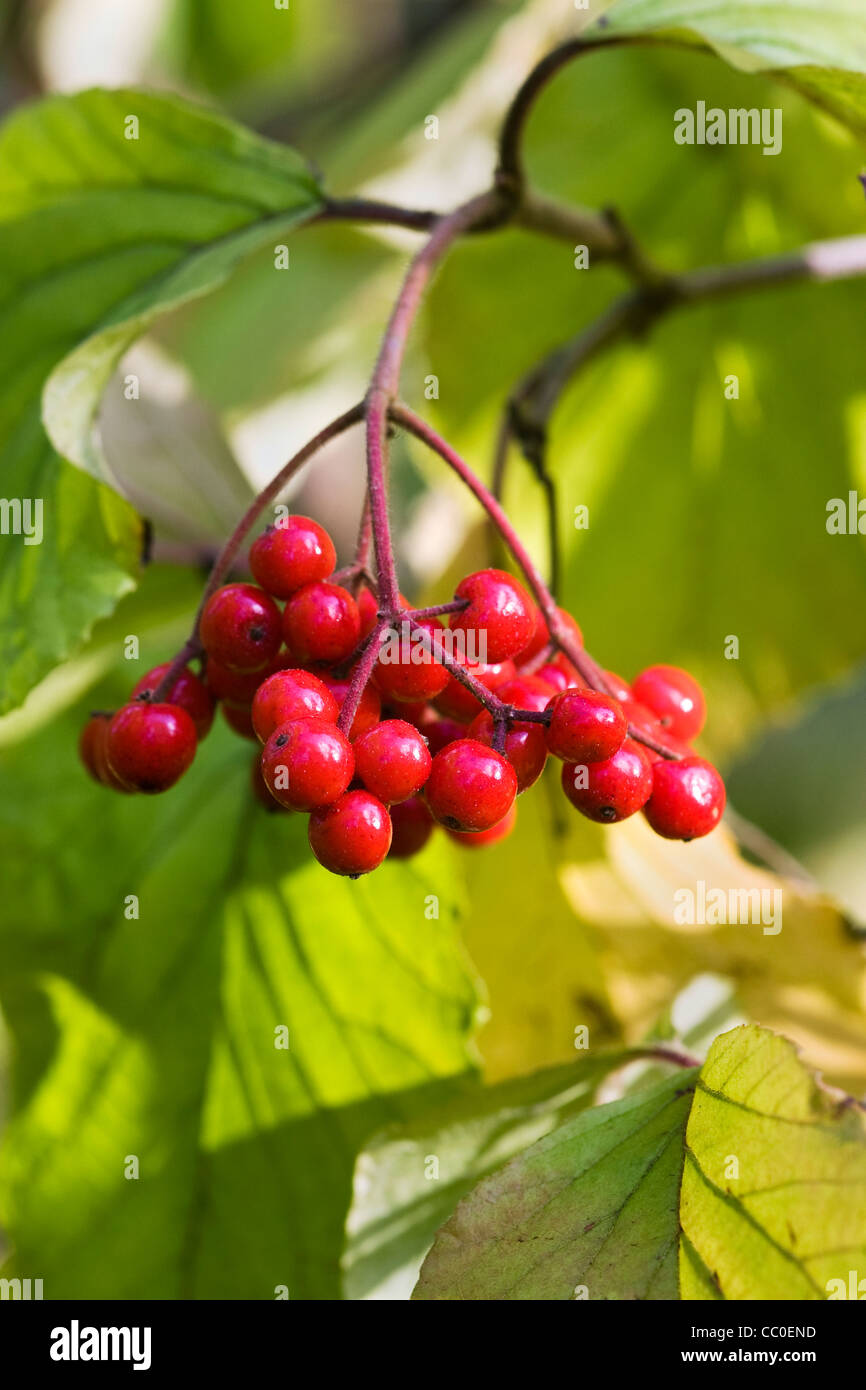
top-left (0, 87), bottom-right (322, 713)
top-left (413, 1024), bottom-right (866, 1300)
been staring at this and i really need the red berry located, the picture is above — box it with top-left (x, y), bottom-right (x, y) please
top-left (560, 739), bottom-right (653, 823)
top-left (260, 718), bottom-right (354, 811)
top-left (221, 702), bottom-right (258, 741)
top-left (353, 719), bottom-right (433, 805)
top-left (250, 753), bottom-right (290, 812)
top-left (433, 658), bottom-right (515, 721)
top-left (308, 790), bottom-right (392, 876)
top-left (132, 662), bottom-right (214, 740)
top-left (447, 801), bottom-right (517, 849)
top-left (546, 689), bottom-right (627, 764)
top-left (643, 756), bottom-right (725, 840)
top-left (450, 569), bottom-right (535, 663)
top-left (249, 516), bottom-right (336, 598)
top-left (79, 714), bottom-right (134, 792)
top-left (630, 664), bottom-right (706, 742)
top-left (317, 668), bottom-right (382, 740)
top-left (357, 586), bottom-right (380, 639)
top-left (283, 581), bottom-right (360, 665)
top-left (374, 617), bottom-right (449, 704)
top-left (604, 671), bottom-right (633, 702)
top-left (205, 651), bottom-right (285, 704)
top-left (495, 674), bottom-right (558, 711)
top-left (106, 702), bottom-right (197, 793)
top-left (200, 583), bottom-right (282, 673)
top-left (251, 668), bottom-right (339, 743)
top-left (467, 709), bottom-right (547, 792)
top-left (424, 738), bottom-right (518, 832)
top-left (535, 663), bottom-right (574, 694)
top-left (388, 796), bottom-right (434, 859)
top-left (515, 606), bottom-right (550, 665)
top-left (420, 715), bottom-right (467, 755)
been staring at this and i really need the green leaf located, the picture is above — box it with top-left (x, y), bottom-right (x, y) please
top-left (413, 1025), bottom-right (866, 1300)
top-left (0, 87), bottom-right (322, 713)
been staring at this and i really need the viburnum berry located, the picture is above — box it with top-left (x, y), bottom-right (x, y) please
top-left (643, 755), bottom-right (725, 840)
top-left (467, 709), bottom-right (547, 792)
top-left (434, 658), bottom-right (515, 722)
top-left (200, 583), bottom-right (282, 673)
top-left (283, 581), bottom-right (360, 665)
top-left (317, 668), bottom-right (382, 740)
top-left (249, 516), bottom-right (336, 598)
top-left (604, 671), bottom-right (633, 702)
top-left (449, 569), bottom-right (535, 663)
top-left (420, 715), bottom-right (468, 755)
top-left (250, 753), bottom-right (289, 812)
top-left (205, 651), bottom-right (285, 705)
top-left (546, 689), bottom-right (627, 764)
top-left (357, 585), bottom-right (380, 639)
top-left (388, 796), bottom-right (434, 859)
top-left (106, 702), bottom-right (197, 793)
top-left (374, 617), bottom-right (449, 703)
top-left (535, 662), bottom-right (575, 694)
top-left (221, 702), bottom-right (258, 741)
top-left (132, 663), bottom-right (215, 740)
top-left (425, 738), bottom-right (518, 832)
top-left (447, 800), bottom-right (517, 849)
top-left (79, 714), bottom-right (134, 792)
top-left (353, 719), bottom-right (432, 805)
top-left (308, 790), bottom-right (392, 876)
top-left (261, 718), bottom-right (354, 812)
top-left (251, 668), bottom-right (339, 743)
top-left (495, 674), bottom-right (558, 710)
top-left (631, 664), bottom-right (706, 742)
top-left (560, 738), bottom-right (653, 823)
top-left (518, 606), bottom-right (583, 666)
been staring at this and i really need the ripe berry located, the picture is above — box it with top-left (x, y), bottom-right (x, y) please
top-left (79, 714), bottom-right (134, 792)
top-left (447, 800), bottom-right (517, 849)
top-left (560, 739), bottom-right (653, 824)
top-left (631, 664), bottom-right (706, 742)
top-left (374, 618), bottom-right (449, 703)
top-left (221, 702), bottom-right (258, 741)
top-left (604, 671), bottom-right (633, 702)
top-left (546, 689), bottom-right (627, 764)
top-left (353, 719), bottom-right (433, 805)
top-left (421, 715), bottom-right (469, 755)
top-left (200, 583), bottom-right (282, 673)
top-left (643, 756), bottom-right (725, 840)
top-left (250, 754), bottom-right (289, 812)
top-left (249, 516), bottom-right (336, 598)
top-left (106, 702), bottom-right (197, 793)
top-left (495, 674), bottom-right (558, 711)
top-left (260, 718), bottom-right (354, 811)
top-left (424, 738), bottom-right (518, 832)
top-left (283, 581), bottom-right (360, 665)
top-left (449, 569), bottom-right (535, 663)
top-left (467, 710), bottom-right (547, 792)
top-left (518, 606), bottom-right (582, 665)
top-left (205, 651), bottom-right (285, 705)
top-left (434, 658), bottom-right (515, 721)
top-left (317, 668), bottom-right (382, 740)
top-left (308, 790), bottom-right (392, 876)
top-left (535, 662), bottom-right (574, 694)
top-left (388, 796), bottom-right (434, 859)
top-left (251, 668), bottom-right (339, 743)
top-left (357, 586), bottom-right (380, 639)
top-left (132, 663), bottom-right (214, 740)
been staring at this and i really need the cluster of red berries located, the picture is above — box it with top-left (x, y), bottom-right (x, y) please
top-left (79, 514), bottom-right (725, 876)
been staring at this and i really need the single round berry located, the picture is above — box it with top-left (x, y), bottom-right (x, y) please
top-left (79, 714), bottom-right (134, 792)
top-left (388, 796), bottom-right (434, 859)
top-left (200, 583), bottom-right (282, 674)
top-left (205, 651), bottom-right (285, 705)
top-left (433, 658), bottom-right (515, 722)
top-left (308, 790), bottom-right (392, 876)
top-left (249, 516), bottom-right (336, 598)
top-left (424, 738), bottom-right (518, 832)
top-left (560, 739), bottom-right (653, 824)
top-left (643, 756), bottom-right (725, 841)
top-left (106, 702), bottom-right (197, 793)
top-left (420, 715), bottom-right (468, 755)
top-left (467, 710), bottom-right (547, 793)
top-left (353, 719), bottom-right (433, 805)
top-left (449, 569), bottom-right (535, 664)
top-left (604, 671), bottom-right (633, 702)
top-left (546, 689), bottom-right (627, 764)
top-left (251, 668), bottom-right (339, 744)
top-left (518, 606), bottom-right (583, 666)
top-left (495, 674), bottom-right (558, 711)
top-left (221, 702), bottom-right (258, 741)
top-left (631, 664), bottom-right (706, 742)
top-left (283, 581), bottom-right (360, 665)
top-left (260, 718), bottom-right (354, 812)
top-left (374, 617), bottom-right (449, 704)
top-left (535, 662), bottom-right (574, 694)
top-left (132, 662), bottom-right (214, 740)
top-left (447, 800), bottom-right (517, 849)
top-left (317, 668), bottom-right (382, 741)
top-left (357, 585), bottom-right (380, 639)
top-left (250, 753), bottom-right (290, 812)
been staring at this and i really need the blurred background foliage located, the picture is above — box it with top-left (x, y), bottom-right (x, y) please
top-left (1, 0), bottom-right (865, 1298)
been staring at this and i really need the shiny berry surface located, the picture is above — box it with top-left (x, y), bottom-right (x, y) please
top-left (200, 583), bottom-right (282, 673)
top-left (106, 702), bottom-right (197, 793)
top-left (132, 662), bottom-right (214, 740)
top-left (467, 709), bottom-right (547, 792)
top-left (561, 738), bottom-right (653, 823)
top-left (250, 753), bottom-right (290, 812)
top-left (205, 651), bottom-right (284, 705)
top-left (631, 664), bottom-right (706, 742)
top-left (546, 689), bottom-right (627, 764)
top-left (374, 617), bottom-right (449, 703)
top-left (388, 796), bottom-right (434, 859)
top-left (317, 668), bottom-right (382, 740)
top-left (308, 790), bottom-right (392, 876)
top-left (261, 718), bottom-right (354, 812)
top-left (433, 658), bottom-right (515, 721)
top-left (251, 668), bottom-right (339, 743)
top-left (353, 719), bottom-right (433, 805)
top-left (283, 581), bottom-right (360, 665)
top-left (643, 755), bottom-right (725, 840)
top-left (79, 714), bottom-right (134, 791)
top-left (446, 800), bottom-right (517, 849)
top-left (495, 674), bottom-right (557, 710)
top-left (424, 737), bottom-right (518, 832)
top-left (420, 716), bottom-right (468, 755)
top-left (221, 702), bottom-right (258, 741)
top-left (249, 516), bottom-right (336, 598)
top-left (449, 569), bottom-right (535, 663)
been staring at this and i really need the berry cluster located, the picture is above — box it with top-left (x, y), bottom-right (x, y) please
top-left (80, 513), bottom-right (725, 876)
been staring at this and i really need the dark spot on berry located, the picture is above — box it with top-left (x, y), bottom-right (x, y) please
top-left (275, 734), bottom-right (289, 747)
top-left (443, 815), bottom-right (463, 831)
top-left (599, 806), bottom-right (617, 821)
top-left (249, 625), bottom-right (264, 641)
